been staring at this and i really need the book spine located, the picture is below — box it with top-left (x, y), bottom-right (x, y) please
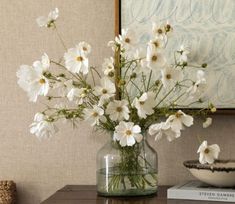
top-left (167, 189), bottom-right (235, 202)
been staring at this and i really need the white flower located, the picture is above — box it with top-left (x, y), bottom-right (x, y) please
top-left (64, 44), bottom-right (90, 75)
top-left (149, 122), bottom-right (181, 142)
top-left (36, 8), bottom-right (59, 28)
top-left (167, 110), bottom-right (193, 131)
top-left (203, 117), bottom-right (212, 128)
top-left (197, 141), bottom-right (220, 164)
top-left (107, 40), bottom-right (118, 52)
top-left (187, 70), bottom-right (206, 98)
top-left (67, 87), bottom-right (89, 105)
top-left (116, 28), bottom-right (136, 51)
top-left (106, 100), bottom-right (130, 121)
top-left (161, 65), bottom-right (183, 88)
top-left (77, 41), bottom-right (91, 56)
top-left (84, 106), bottom-right (105, 126)
top-left (17, 53), bottom-right (50, 102)
top-left (152, 23), bottom-right (166, 38)
top-left (30, 113), bottom-right (58, 140)
top-left (148, 36), bottom-right (165, 50)
top-left (33, 53), bottom-right (50, 71)
top-left (114, 121), bottom-right (143, 147)
top-left (102, 57), bottom-right (114, 76)
top-left (146, 44), bottom-right (166, 70)
top-left (178, 45), bottom-right (190, 64)
top-left (94, 77), bottom-right (116, 105)
top-left (132, 92), bottom-right (157, 119)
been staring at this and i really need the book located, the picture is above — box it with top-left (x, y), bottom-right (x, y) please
top-left (167, 181), bottom-right (235, 202)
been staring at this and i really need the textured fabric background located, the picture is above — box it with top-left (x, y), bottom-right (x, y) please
top-left (0, 0), bottom-right (235, 203)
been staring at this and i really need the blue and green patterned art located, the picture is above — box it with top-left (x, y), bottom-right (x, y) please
top-left (121, 0), bottom-right (235, 108)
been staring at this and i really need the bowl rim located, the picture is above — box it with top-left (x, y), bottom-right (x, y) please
top-left (183, 160), bottom-right (235, 172)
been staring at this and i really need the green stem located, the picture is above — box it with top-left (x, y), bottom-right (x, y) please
top-left (147, 70), bottom-right (152, 91)
top-left (53, 23), bottom-right (67, 51)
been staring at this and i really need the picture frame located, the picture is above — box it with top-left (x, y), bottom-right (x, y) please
top-left (115, 0), bottom-right (235, 114)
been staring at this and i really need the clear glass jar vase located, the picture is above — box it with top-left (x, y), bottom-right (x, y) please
top-left (96, 133), bottom-right (158, 196)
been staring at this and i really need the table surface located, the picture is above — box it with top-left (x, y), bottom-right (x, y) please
top-left (41, 185), bottom-right (228, 204)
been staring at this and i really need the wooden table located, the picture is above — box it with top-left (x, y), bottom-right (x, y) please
top-left (41, 185), bottom-right (228, 204)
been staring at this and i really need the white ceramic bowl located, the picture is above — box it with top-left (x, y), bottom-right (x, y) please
top-left (184, 160), bottom-right (235, 187)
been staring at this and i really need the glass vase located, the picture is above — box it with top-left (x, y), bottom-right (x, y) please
top-left (96, 133), bottom-right (158, 196)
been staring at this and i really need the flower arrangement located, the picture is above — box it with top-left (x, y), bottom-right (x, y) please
top-left (17, 8), bottom-right (221, 195)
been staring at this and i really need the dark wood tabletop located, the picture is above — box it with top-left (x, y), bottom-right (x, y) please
top-left (41, 185), bottom-right (228, 204)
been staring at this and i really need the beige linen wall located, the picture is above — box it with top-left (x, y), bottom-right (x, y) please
top-left (0, 0), bottom-right (235, 203)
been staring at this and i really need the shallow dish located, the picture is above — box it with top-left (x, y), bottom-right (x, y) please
top-left (183, 160), bottom-right (235, 187)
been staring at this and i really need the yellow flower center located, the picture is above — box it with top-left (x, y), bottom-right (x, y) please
top-left (175, 112), bottom-right (183, 118)
top-left (153, 41), bottom-right (159, 48)
top-left (157, 28), bottom-right (163, 34)
top-left (39, 78), bottom-right (46, 84)
top-left (152, 55), bottom-right (158, 62)
top-left (126, 130), bottom-right (132, 136)
top-left (204, 148), bottom-right (210, 154)
top-left (92, 112), bottom-right (98, 117)
top-left (125, 38), bottom-right (130, 43)
top-left (116, 107), bottom-right (123, 112)
top-left (83, 47), bottom-right (87, 51)
top-left (166, 74), bottom-right (171, 79)
top-left (165, 24), bottom-right (171, 32)
top-left (76, 56), bottom-right (83, 62)
top-left (102, 89), bottom-right (108, 94)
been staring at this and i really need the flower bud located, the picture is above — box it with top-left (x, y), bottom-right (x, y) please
top-left (209, 103), bottom-right (216, 113)
top-left (130, 72), bottom-right (137, 79)
top-left (108, 71), bottom-right (114, 78)
top-left (155, 80), bottom-right (161, 86)
top-left (118, 79), bottom-right (126, 86)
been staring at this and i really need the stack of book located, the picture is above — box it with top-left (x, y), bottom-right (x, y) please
top-left (168, 181), bottom-right (235, 202)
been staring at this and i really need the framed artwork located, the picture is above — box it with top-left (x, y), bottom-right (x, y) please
top-left (115, 0), bottom-right (235, 113)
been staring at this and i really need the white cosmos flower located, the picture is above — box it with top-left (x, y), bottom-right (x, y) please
top-left (64, 44), bottom-right (90, 75)
top-left (187, 70), bottom-right (206, 98)
top-left (132, 92), bottom-right (157, 119)
top-left (149, 121), bottom-right (181, 142)
top-left (67, 87), bottom-right (89, 105)
top-left (146, 44), bottom-right (166, 70)
top-left (30, 113), bottom-right (58, 140)
top-left (203, 117), bottom-right (212, 128)
top-left (17, 53), bottom-right (50, 102)
top-left (106, 100), bottom-right (130, 121)
top-left (152, 23), bottom-right (167, 41)
top-left (197, 140), bottom-right (220, 164)
top-left (116, 28), bottom-right (136, 51)
top-left (148, 36), bottom-right (165, 50)
top-left (161, 65), bottom-right (183, 88)
top-left (84, 106), bottom-right (105, 126)
top-left (114, 121), bottom-right (143, 147)
top-left (94, 77), bottom-right (116, 105)
top-left (178, 45), bottom-right (190, 64)
top-left (102, 57), bottom-right (114, 76)
top-left (107, 40), bottom-right (118, 52)
top-left (77, 41), bottom-right (91, 56)
top-left (167, 110), bottom-right (193, 131)
top-left (36, 8), bottom-right (59, 28)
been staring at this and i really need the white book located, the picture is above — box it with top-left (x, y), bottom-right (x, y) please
top-left (167, 181), bottom-right (235, 202)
